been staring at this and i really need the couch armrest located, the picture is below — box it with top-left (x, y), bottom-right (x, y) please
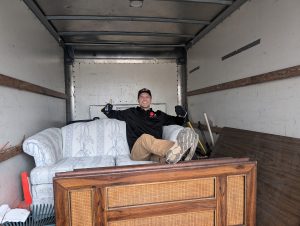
top-left (162, 125), bottom-right (184, 141)
top-left (23, 128), bottom-right (63, 167)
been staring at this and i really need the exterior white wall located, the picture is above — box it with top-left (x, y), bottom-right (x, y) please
top-left (187, 0), bottom-right (300, 138)
top-left (0, 0), bottom-right (65, 206)
top-left (72, 60), bottom-right (179, 120)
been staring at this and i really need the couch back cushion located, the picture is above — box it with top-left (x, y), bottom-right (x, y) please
top-left (61, 119), bottom-right (130, 158)
top-left (162, 125), bottom-right (183, 141)
top-left (23, 128), bottom-right (63, 167)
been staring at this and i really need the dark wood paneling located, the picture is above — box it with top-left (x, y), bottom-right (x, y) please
top-left (191, 122), bottom-right (223, 134)
top-left (0, 73), bottom-right (67, 99)
top-left (212, 127), bottom-right (300, 226)
top-left (0, 145), bottom-right (22, 162)
top-left (187, 65), bottom-right (300, 96)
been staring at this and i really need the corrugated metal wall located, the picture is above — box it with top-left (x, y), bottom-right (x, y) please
top-left (71, 60), bottom-right (179, 120)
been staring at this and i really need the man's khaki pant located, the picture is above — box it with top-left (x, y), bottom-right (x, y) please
top-left (131, 134), bottom-right (175, 161)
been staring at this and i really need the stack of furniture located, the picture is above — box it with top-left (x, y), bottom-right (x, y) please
top-left (23, 119), bottom-right (183, 205)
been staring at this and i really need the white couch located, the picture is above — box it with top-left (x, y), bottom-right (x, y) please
top-left (23, 118), bottom-right (183, 205)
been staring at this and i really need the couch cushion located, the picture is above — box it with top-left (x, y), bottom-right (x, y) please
top-left (61, 119), bottom-right (130, 158)
top-left (31, 184), bottom-right (54, 199)
top-left (30, 158), bottom-right (74, 185)
top-left (116, 154), bottom-right (154, 166)
top-left (162, 125), bottom-right (183, 142)
top-left (72, 156), bottom-right (115, 169)
top-left (30, 156), bottom-right (115, 184)
top-left (23, 128), bottom-right (63, 167)
top-left (62, 121), bottom-right (101, 157)
top-left (103, 119), bottom-right (130, 156)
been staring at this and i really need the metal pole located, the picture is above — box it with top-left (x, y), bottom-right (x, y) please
top-left (64, 50), bottom-right (75, 123)
top-left (176, 49), bottom-right (187, 109)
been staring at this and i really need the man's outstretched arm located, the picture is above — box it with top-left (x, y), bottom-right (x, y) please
top-left (162, 105), bottom-right (188, 126)
top-left (101, 103), bottom-right (128, 121)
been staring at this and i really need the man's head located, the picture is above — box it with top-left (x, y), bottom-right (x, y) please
top-left (137, 88), bottom-right (152, 110)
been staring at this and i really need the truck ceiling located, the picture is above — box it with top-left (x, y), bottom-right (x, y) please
top-left (23, 0), bottom-right (247, 52)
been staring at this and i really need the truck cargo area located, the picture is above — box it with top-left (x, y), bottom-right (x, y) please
top-left (0, 0), bottom-right (299, 225)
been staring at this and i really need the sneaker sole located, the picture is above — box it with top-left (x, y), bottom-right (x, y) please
top-left (166, 128), bottom-right (195, 164)
top-left (184, 133), bottom-right (199, 161)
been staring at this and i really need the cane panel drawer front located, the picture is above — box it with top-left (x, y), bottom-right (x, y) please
top-left (108, 210), bottom-right (215, 226)
top-left (69, 189), bottom-right (94, 226)
top-left (227, 175), bottom-right (245, 225)
top-left (106, 177), bottom-right (215, 209)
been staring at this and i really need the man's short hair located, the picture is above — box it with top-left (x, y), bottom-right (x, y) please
top-left (138, 88), bottom-right (152, 98)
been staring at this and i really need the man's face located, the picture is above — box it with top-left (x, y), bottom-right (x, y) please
top-left (138, 93), bottom-right (152, 110)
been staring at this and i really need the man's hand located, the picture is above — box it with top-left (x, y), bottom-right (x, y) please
top-left (175, 105), bottom-right (188, 118)
top-left (101, 103), bottom-right (113, 114)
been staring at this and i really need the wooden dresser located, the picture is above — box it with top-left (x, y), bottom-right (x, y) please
top-left (54, 158), bottom-right (256, 226)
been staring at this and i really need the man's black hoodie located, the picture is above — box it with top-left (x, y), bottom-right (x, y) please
top-left (102, 107), bottom-right (184, 151)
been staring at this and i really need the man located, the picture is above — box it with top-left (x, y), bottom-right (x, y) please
top-left (101, 88), bottom-right (198, 164)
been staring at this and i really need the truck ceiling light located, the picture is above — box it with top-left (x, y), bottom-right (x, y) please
top-left (129, 0), bottom-right (144, 8)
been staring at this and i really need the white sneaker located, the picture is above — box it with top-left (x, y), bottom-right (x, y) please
top-left (184, 132), bottom-right (199, 161)
top-left (166, 128), bottom-right (195, 164)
